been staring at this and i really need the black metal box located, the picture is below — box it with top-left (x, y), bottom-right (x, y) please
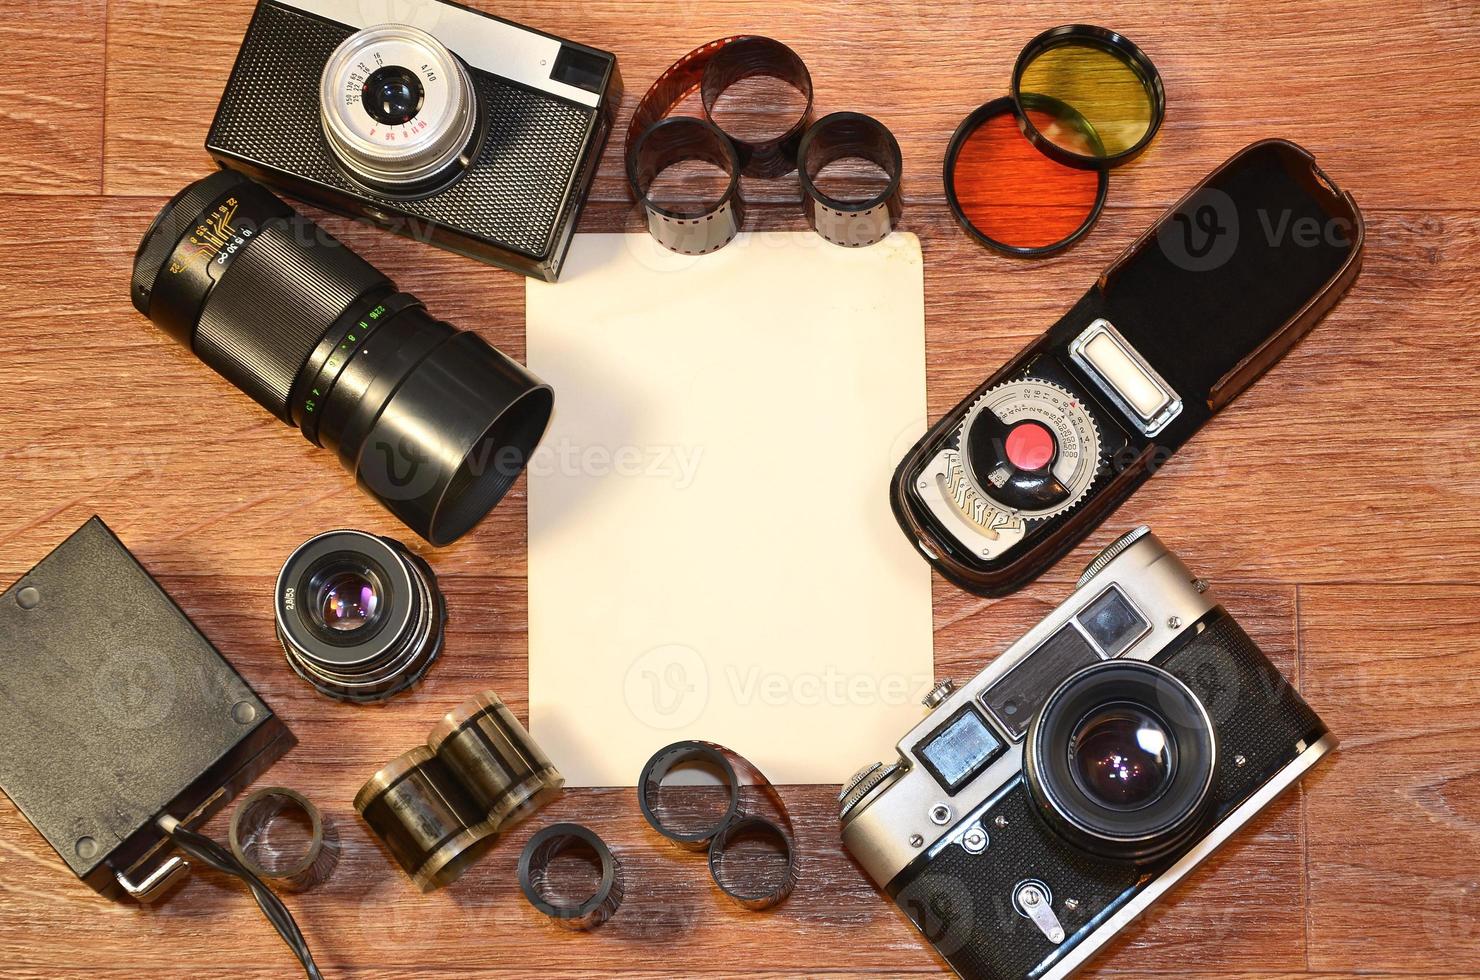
top-left (0, 518), bottom-right (292, 897)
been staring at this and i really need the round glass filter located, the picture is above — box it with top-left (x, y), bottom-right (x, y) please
top-left (1011, 24), bottom-right (1165, 168)
top-left (944, 96), bottom-right (1108, 257)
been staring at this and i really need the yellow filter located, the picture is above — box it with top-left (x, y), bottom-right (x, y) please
top-left (1016, 35), bottom-right (1161, 161)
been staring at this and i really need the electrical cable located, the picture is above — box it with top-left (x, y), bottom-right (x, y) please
top-left (158, 816), bottom-right (323, 980)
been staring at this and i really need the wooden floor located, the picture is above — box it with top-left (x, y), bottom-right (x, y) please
top-left (2, 0), bottom-right (1479, 976)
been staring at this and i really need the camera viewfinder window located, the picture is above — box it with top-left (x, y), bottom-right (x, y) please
top-left (551, 46), bottom-right (608, 93)
top-left (915, 705), bottom-right (1005, 795)
top-left (1077, 586), bottom-right (1149, 656)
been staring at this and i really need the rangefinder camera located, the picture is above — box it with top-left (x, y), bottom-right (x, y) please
top-left (207, 0), bottom-right (621, 280)
top-left (840, 527), bottom-right (1334, 980)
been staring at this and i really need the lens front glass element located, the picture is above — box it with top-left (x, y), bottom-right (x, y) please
top-left (316, 569), bottom-right (381, 632)
top-left (1017, 39), bottom-right (1158, 160)
top-left (363, 66), bottom-right (425, 126)
top-left (1068, 702), bottom-right (1176, 811)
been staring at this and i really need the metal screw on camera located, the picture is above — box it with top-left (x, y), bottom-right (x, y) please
top-left (961, 824), bottom-right (989, 854)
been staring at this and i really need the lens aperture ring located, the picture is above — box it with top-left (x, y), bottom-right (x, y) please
top-left (292, 287), bottom-right (414, 443)
top-left (320, 25), bottom-right (480, 192)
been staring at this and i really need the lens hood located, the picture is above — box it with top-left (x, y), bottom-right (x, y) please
top-left (350, 324), bottom-right (553, 546)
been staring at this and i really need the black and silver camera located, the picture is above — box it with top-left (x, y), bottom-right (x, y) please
top-left (207, 0), bottom-right (621, 281)
top-left (840, 527), bottom-right (1334, 980)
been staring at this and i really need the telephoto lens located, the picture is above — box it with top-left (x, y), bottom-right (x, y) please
top-left (131, 170), bottom-right (554, 545)
top-left (275, 530), bottom-right (445, 703)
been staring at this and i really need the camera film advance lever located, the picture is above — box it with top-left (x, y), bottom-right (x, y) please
top-left (893, 140), bottom-right (1365, 595)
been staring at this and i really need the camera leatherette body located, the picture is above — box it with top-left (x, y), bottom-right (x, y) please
top-left (206, 0), bottom-right (621, 281)
top-left (839, 530), bottom-right (1333, 980)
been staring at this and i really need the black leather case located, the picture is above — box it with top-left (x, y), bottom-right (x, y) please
top-left (893, 140), bottom-right (1365, 596)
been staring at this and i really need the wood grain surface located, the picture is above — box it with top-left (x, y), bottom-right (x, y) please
top-left (2, 0), bottom-right (1479, 977)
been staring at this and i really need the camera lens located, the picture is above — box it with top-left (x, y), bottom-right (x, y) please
top-left (131, 169), bottom-right (553, 545)
top-left (320, 25), bottom-right (479, 191)
top-left (1026, 660), bottom-right (1215, 860)
top-left (315, 569), bottom-right (381, 632)
top-left (1068, 703), bottom-right (1175, 810)
top-left (275, 530), bottom-right (445, 703)
top-left (363, 66), bottom-right (425, 126)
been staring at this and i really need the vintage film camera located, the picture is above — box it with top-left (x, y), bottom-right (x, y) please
top-left (207, 0), bottom-right (621, 280)
top-left (840, 527), bottom-right (1333, 980)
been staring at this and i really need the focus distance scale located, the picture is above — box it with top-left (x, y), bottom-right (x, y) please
top-left (626, 36), bottom-right (903, 254)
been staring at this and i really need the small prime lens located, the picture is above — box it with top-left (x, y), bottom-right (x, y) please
top-left (131, 170), bottom-right (552, 545)
top-left (275, 529), bottom-right (445, 702)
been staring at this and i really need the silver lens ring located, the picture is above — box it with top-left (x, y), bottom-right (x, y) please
top-left (319, 24), bottom-right (479, 191)
top-left (274, 529), bottom-right (446, 703)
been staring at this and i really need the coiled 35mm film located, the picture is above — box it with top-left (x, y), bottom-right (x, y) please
top-left (626, 36), bottom-right (902, 254)
top-left (798, 112), bottom-right (904, 248)
top-left (355, 690), bottom-right (564, 891)
top-left (637, 741), bottom-right (797, 910)
top-left (518, 823), bottom-right (624, 931)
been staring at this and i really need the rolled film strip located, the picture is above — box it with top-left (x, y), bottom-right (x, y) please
top-left (637, 740), bottom-right (797, 910)
top-left (228, 787), bottom-right (339, 893)
top-left (355, 690), bottom-right (565, 891)
top-left (628, 117), bottom-right (745, 256)
top-left (355, 745), bottom-right (498, 892)
top-left (427, 690), bottom-right (566, 833)
top-left (626, 36), bottom-right (814, 180)
top-left (518, 823), bottom-right (625, 931)
top-left (797, 112), bottom-right (904, 247)
top-left (708, 815), bottom-right (797, 911)
top-left (699, 36), bottom-right (814, 178)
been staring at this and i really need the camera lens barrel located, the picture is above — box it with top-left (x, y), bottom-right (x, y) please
top-left (1025, 660), bottom-right (1216, 861)
top-left (275, 529), bottom-right (445, 702)
top-left (132, 169), bottom-right (553, 545)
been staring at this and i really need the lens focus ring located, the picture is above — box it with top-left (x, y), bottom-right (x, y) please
top-left (196, 218), bottom-right (388, 422)
top-left (320, 25), bottom-right (479, 191)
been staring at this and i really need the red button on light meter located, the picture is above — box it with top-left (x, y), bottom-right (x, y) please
top-left (1005, 421), bottom-right (1056, 471)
